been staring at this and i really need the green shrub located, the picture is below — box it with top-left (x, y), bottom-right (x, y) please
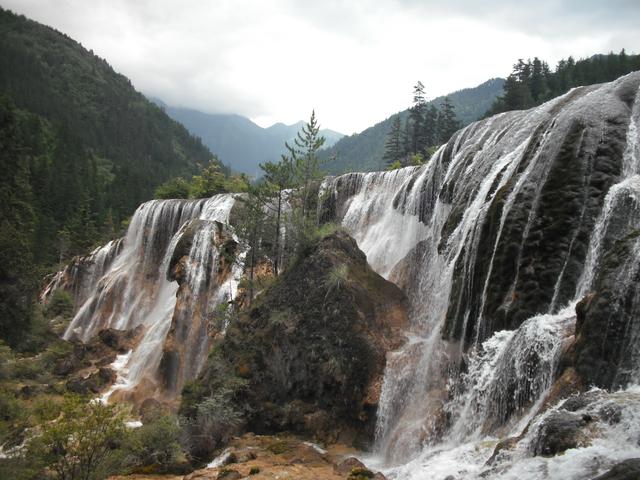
top-left (31, 396), bottom-right (62, 423)
top-left (28, 395), bottom-right (127, 480)
top-left (181, 390), bottom-right (244, 461)
top-left (0, 341), bottom-right (14, 380)
top-left (154, 177), bottom-right (191, 199)
top-left (386, 160), bottom-right (402, 170)
top-left (45, 290), bottom-right (74, 319)
top-left (127, 414), bottom-right (182, 470)
top-left (325, 264), bottom-right (349, 293)
top-left (18, 306), bottom-right (54, 353)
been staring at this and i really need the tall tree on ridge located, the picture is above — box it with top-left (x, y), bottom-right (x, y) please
top-left (409, 81), bottom-right (427, 154)
top-left (383, 115), bottom-right (404, 167)
top-left (437, 96), bottom-right (461, 144)
top-left (286, 110), bottom-right (325, 221)
top-left (423, 104), bottom-right (439, 148)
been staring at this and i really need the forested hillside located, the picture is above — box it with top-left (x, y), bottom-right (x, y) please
top-left (319, 78), bottom-right (505, 173)
top-left (487, 50), bottom-right (640, 115)
top-left (154, 100), bottom-right (343, 176)
top-left (0, 8), bottom-right (218, 345)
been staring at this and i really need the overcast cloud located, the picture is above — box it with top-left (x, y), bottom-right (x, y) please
top-left (3, 0), bottom-right (639, 133)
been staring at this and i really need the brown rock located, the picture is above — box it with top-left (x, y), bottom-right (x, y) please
top-left (217, 468), bottom-right (241, 479)
top-left (335, 457), bottom-right (367, 475)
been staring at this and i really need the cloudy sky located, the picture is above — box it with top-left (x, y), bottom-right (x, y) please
top-left (4, 0), bottom-right (640, 133)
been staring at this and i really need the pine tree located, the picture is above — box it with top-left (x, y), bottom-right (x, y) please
top-left (383, 116), bottom-right (404, 167)
top-left (0, 96), bottom-right (37, 346)
top-left (286, 110), bottom-right (325, 221)
top-left (260, 156), bottom-right (294, 275)
top-left (423, 104), bottom-right (439, 148)
top-left (438, 97), bottom-right (461, 144)
top-left (409, 81), bottom-right (427, 154)
top-left (530, 57), bottom-right (549, 103)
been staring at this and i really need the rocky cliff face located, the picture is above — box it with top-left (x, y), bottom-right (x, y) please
top-left (319, 72), bottom-right (640, 475)
top-left (185, 231), bottom-right (407, 447)
top-left (573, 229), bottom-right (640, 389)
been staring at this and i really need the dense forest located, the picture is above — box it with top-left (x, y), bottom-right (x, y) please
top-left (0, 8), bottom-right (225, 346)
top-left (487, 50), bottom-right (640, 115)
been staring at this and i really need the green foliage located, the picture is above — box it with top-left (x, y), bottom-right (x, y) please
top-left (125, 414), bottom-right (182, 470)
top-left (0, 341), bottom-right (14, 381)
top-left (249, 466), bottom-right (261, 474)
top-left (181, 391), bottom-right (244, 461)
top-left (153, 162), bottom-right (249, 200)
top-left (154, 177), bottom-right (191, 199)
top-left (383, 116), bottom-right (404, 167)
top-left (45, 290), bottom-right (74, 319)
top-left (486, 50), bottom-right (640, 116)
top-left (260, 157), bottom-right (295, 275)
top-left (18, 306), bottom-right (57, 353)
top-left (320, 78), bottom-right (504, 173)
top-left (325, 265), bottom-right (349, 298)
top-left (386, 160), bottom-right (402, 170)
top-left (410, 153), bottom-right (424, 166)
top-left (27, 396), bottom-right (127, 480)
top-left (180, 348), bottom-right (247, 461)
top-left (313, 222), bottom-right (344, 239)
top-left (266, 440), bottom-right (291, 454)
top-left (384, 84), bottom-right (459, 168)
top-left (0, 95), bottom-right (37, 348)
top-left (190, 161), bottom-right (228, 198)
top-left (348, 467), bottom-right (375, 479)
top-left (0, 8), bottom-right (231, 348)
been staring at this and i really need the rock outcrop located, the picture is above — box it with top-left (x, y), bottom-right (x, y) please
top-left (185, 231), bottom-right (407, 447)
top-left (573, 230), bottom-right (640, 388)
top-left (160, 220), bottom-right (240, 398)
top-left (593, 458), bottom-right (640, 480)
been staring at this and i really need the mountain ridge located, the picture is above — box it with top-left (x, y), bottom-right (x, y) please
top-left (151, 99), bottom-right (344, 176)
top-left (319, 77), bottom-right (505, 173)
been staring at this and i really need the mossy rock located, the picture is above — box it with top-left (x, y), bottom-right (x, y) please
top-left (349, 466), bottom-right (376, 479)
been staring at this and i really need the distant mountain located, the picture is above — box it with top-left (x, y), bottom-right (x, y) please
top-left (153, 101), bottom-right (344, 176)
top-left (0, 8), bottom-right (215, 262)
top-left (319, 78), bottom-right (505, 173)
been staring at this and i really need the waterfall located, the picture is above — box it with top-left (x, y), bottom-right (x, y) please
top-left (322, 72), bottom-right (640, 477)
top-left (63, 194), bottom-right (241, 401)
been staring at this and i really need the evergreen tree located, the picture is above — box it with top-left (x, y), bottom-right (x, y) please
top-left (423, 104), bottom-right (439, 148)
top-left (260, 156), bottom-right (294, 275)
top-left (401, 117), bottom-right (411, 161)
top-left (236, 183), bottom-right (270, 306)
top-left (530, 57), bottom-right (549, 102)
top-left (285, 110), bottom-right (325, 221)
top-left (437, 97), bottom-right (461, 144)
top-left (190, 160), bottom-right (227, 198)
top-left (383, 116), bottom-right (404, 167)
top-left (409, 81), bottom-right (427, 154)
top-left (486, 49), bottom-right (640, 118)
top-left (0, 97), bottom-right (37, 346)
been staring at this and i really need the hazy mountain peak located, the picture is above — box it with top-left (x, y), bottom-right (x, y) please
top-left (153, 101), bottom-right (344, 175)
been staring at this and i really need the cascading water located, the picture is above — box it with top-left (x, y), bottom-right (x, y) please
top-left (62, 194), bottom-right (241, 402)
top-left (42, 72), bottom-right (640, 477)
top-left (321, 72), bottom-right (640, 478)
